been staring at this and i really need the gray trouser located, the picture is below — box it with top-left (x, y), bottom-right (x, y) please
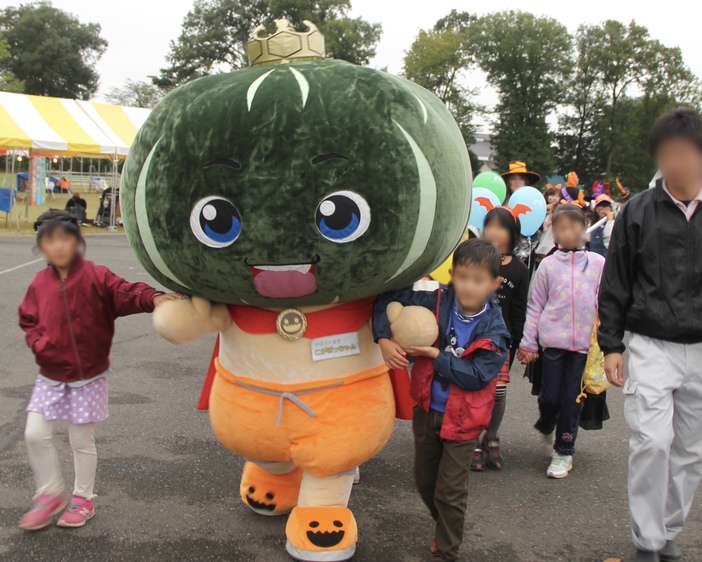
top-left (625, 334), bottom-right (702, 551)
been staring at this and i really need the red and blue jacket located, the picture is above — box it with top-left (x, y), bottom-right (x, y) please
top-left (373, 283), bottom-right (510, 441)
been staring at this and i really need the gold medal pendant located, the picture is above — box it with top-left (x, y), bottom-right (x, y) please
top-left (276, 309), bottom-right (308, 340)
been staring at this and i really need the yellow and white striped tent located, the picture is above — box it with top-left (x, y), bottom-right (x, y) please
top-left (0, 91), bottom-right (151, 157)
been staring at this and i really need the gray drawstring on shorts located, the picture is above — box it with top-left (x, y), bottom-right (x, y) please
top-left (236, 381), bottom-right (343, 427)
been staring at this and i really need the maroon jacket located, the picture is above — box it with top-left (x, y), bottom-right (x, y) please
top-left (19, 256), bottom-right (162, 384)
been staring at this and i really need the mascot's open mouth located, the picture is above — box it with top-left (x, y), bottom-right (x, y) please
top-left (245, 495), bottom-right (276, 512)
top-left (248, 257), bottom-right (320, 299)
top-left (306, 530), bottom-right (345, 548)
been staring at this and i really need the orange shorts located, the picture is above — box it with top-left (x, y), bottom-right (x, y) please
top-left (209, 360), bottom-right (395, 478)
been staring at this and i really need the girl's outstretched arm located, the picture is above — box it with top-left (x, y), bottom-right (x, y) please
top-left (100, 266), bottom-right (164, 316)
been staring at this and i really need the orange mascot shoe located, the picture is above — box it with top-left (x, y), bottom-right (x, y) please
top-left (240, 462), bottom-right (303, 516)
top-left (286, 506), bottom-right (357, 562)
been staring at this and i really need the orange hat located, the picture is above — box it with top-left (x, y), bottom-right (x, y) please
top-left (501, 161), bottom-right (541, 185)
top-left (566, 172), bottom-right (580, 188)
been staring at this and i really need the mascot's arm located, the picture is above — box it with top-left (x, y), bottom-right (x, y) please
top-left (372, 286), bottom-right (439, 342)
top-left (153, 296), bottom-right (232, 345)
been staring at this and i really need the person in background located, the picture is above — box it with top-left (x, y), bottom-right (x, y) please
top-left (599, 108), bottom-right (702, 562)
top-left (17, 210), bottom-right (180, 531)
top-left (471, 208), bottom-right (529, 472)
top-left (501, 161), bottom-right (541, 206)
top-left (589, 194), bottom-right (615, 258)
top-left (374, 239), bottom-right (509, 562)
top-left (65, 193), bottom-right (88, 224)
top-left (561, 172), bottom-right (588, 208)
top-left (517, 204), bottom-right (605, 479)
top-left (535, 186), bottom-right (561, 262)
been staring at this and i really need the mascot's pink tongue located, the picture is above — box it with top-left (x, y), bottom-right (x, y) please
top-left (251, 266), bottom-right (317, 298)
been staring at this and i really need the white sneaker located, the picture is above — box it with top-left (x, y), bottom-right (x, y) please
top-left (353, 466), bottom-right (361, 484)
top-left (547, 453), bottom-right (573, 479)
top-left (538, 430), bottom-right (554, 457)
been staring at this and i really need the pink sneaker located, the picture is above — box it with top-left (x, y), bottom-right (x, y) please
top-left (56, 497), bottom-right (94, 528)
top-left (18, 493), bottom-right (69, 531)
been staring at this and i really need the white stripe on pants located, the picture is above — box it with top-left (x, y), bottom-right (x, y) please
top-left (626, 334), bottom-right (702, 551)
top-left (24, 411), bottom-right (97, 500)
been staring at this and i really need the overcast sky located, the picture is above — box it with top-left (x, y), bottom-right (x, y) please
top-left (13, 0), bottom-right (702, 114)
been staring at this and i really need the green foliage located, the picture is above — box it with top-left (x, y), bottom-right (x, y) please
top-left (0, 35), bottom-right (23, 93)
top-left (555, 20), bottom-right (700, 189)
top-left (470, 11), bottom-right (573, 176)
top-left (154, 0), bottom-right (381, 89)
top-left (105, 79), bottom-right (165, 109)
top-left (0, 1), bottom-right (107, 99)
top-left (403, 10), bottom-right (478, 147)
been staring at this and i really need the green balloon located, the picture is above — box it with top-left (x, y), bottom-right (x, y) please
top-left (473, 171), bottom-right (507, 204)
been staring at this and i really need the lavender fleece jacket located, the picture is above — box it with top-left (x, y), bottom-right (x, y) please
top-left (520, 249), bottom-right (605, 353)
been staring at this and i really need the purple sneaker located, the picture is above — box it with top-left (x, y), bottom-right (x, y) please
top-left (57, 497), bottom-right (94, 528)
top-left (18, 493), bottom-right (69, 531)
top-left (470, 447), bottom-right (485, 472)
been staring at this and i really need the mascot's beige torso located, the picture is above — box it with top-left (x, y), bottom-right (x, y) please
top-left (218, 314), bottom-right (383, 384)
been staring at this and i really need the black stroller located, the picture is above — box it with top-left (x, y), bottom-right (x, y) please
top-left (94, 188), bottom-right (119, 227)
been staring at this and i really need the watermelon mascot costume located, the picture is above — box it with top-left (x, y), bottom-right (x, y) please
top-left (121, 20), bottom-right (472, 561)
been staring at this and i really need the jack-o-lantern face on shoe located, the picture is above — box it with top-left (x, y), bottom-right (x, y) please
top-left (239, 462), bottom-right (302, 516)
top-left (286, 506), bottom-right (358, 557)
top-left (245, 485), bottom-right (277, 513)
top-left (307, 518), bottom-right (345, 548)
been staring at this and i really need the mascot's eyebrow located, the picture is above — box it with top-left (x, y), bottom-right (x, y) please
top-left (312, 153), bottom-right (349, 165)
top-left (205, 159), bottom-right (242, 171)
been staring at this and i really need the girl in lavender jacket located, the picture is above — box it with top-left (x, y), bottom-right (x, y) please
top-left (517, 204), bottom-right (605, 479)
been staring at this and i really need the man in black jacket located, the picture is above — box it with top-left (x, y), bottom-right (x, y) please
top-left (599, 108), bottom-right (702, 562)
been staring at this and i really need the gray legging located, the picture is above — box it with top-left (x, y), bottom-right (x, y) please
top-left (486, 385), bottom-right (508, 440)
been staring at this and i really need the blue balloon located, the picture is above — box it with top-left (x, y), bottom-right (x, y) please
top-left (468, 188), bottom-right (501, 231)
top-left (508, 186), bottom-right (547, 238)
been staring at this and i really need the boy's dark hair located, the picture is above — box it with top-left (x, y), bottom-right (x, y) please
top-left (452, 238), bottom-right (501, 278)
top-left (35, 209), bottom-right (83, 245)
top-left (551, 203), bottom-right (586, 227)
top-left (483, 207), bottom-right (522, 253)
top-left (648, 107), bottom-right (702, 157)
top-left (544, 187), bottom-right (560, 200)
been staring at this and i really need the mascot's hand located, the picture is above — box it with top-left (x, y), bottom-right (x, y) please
top-left (387, 302), bottom-right (438, 349)
top-left (153, 296), bottom-right (232, 345)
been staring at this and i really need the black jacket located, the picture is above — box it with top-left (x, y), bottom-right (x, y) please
top-left (598, 182), bottom-right (702, 354)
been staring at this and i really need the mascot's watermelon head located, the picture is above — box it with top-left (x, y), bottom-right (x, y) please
top-left (121, 20), bottom-right (472, 307)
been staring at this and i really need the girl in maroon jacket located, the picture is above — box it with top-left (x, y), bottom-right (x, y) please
top-left (17, 210), bottom-right (179, 531)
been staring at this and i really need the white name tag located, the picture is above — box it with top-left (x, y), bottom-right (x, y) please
top-left (311, 332), bottom-right (361, 362)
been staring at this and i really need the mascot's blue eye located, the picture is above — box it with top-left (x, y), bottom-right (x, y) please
top-left (190, 196), bottom-right (242, 248)
top-left (316, 191), bottom-right (371, 243)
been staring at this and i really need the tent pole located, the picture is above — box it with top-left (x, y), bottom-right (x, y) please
top-left (108, 151), bottom-right (118, 232)
top-left (9, 151), bottom-right (15, 230)
top-left (24, 151), bottom-right (29, 222)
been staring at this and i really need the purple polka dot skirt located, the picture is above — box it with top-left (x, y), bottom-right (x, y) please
top-left (27, 377), bottom-right (109, 424)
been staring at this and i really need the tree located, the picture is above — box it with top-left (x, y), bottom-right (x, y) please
top-left (403, 11), bottom-right (479, 147)
top-left (470, 11), bottom-right (573, 176)
top-left (556, 20), bottom-right (700, 186)
top-left (105, 79), bottom-right (164, 108)
top-left (155, 0), bottom-right (381, 89)
top-left (0, 1), bottom-right (107, 99)
top-left (554, 24), bottom-right (606, 181)
top-left (0, 35), bottom-right (23, 93)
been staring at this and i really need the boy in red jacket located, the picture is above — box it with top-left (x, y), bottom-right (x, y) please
top-left (17, 210), bottom-right (180, 531)
top-left (373, 239), bottom-right (509, 562)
